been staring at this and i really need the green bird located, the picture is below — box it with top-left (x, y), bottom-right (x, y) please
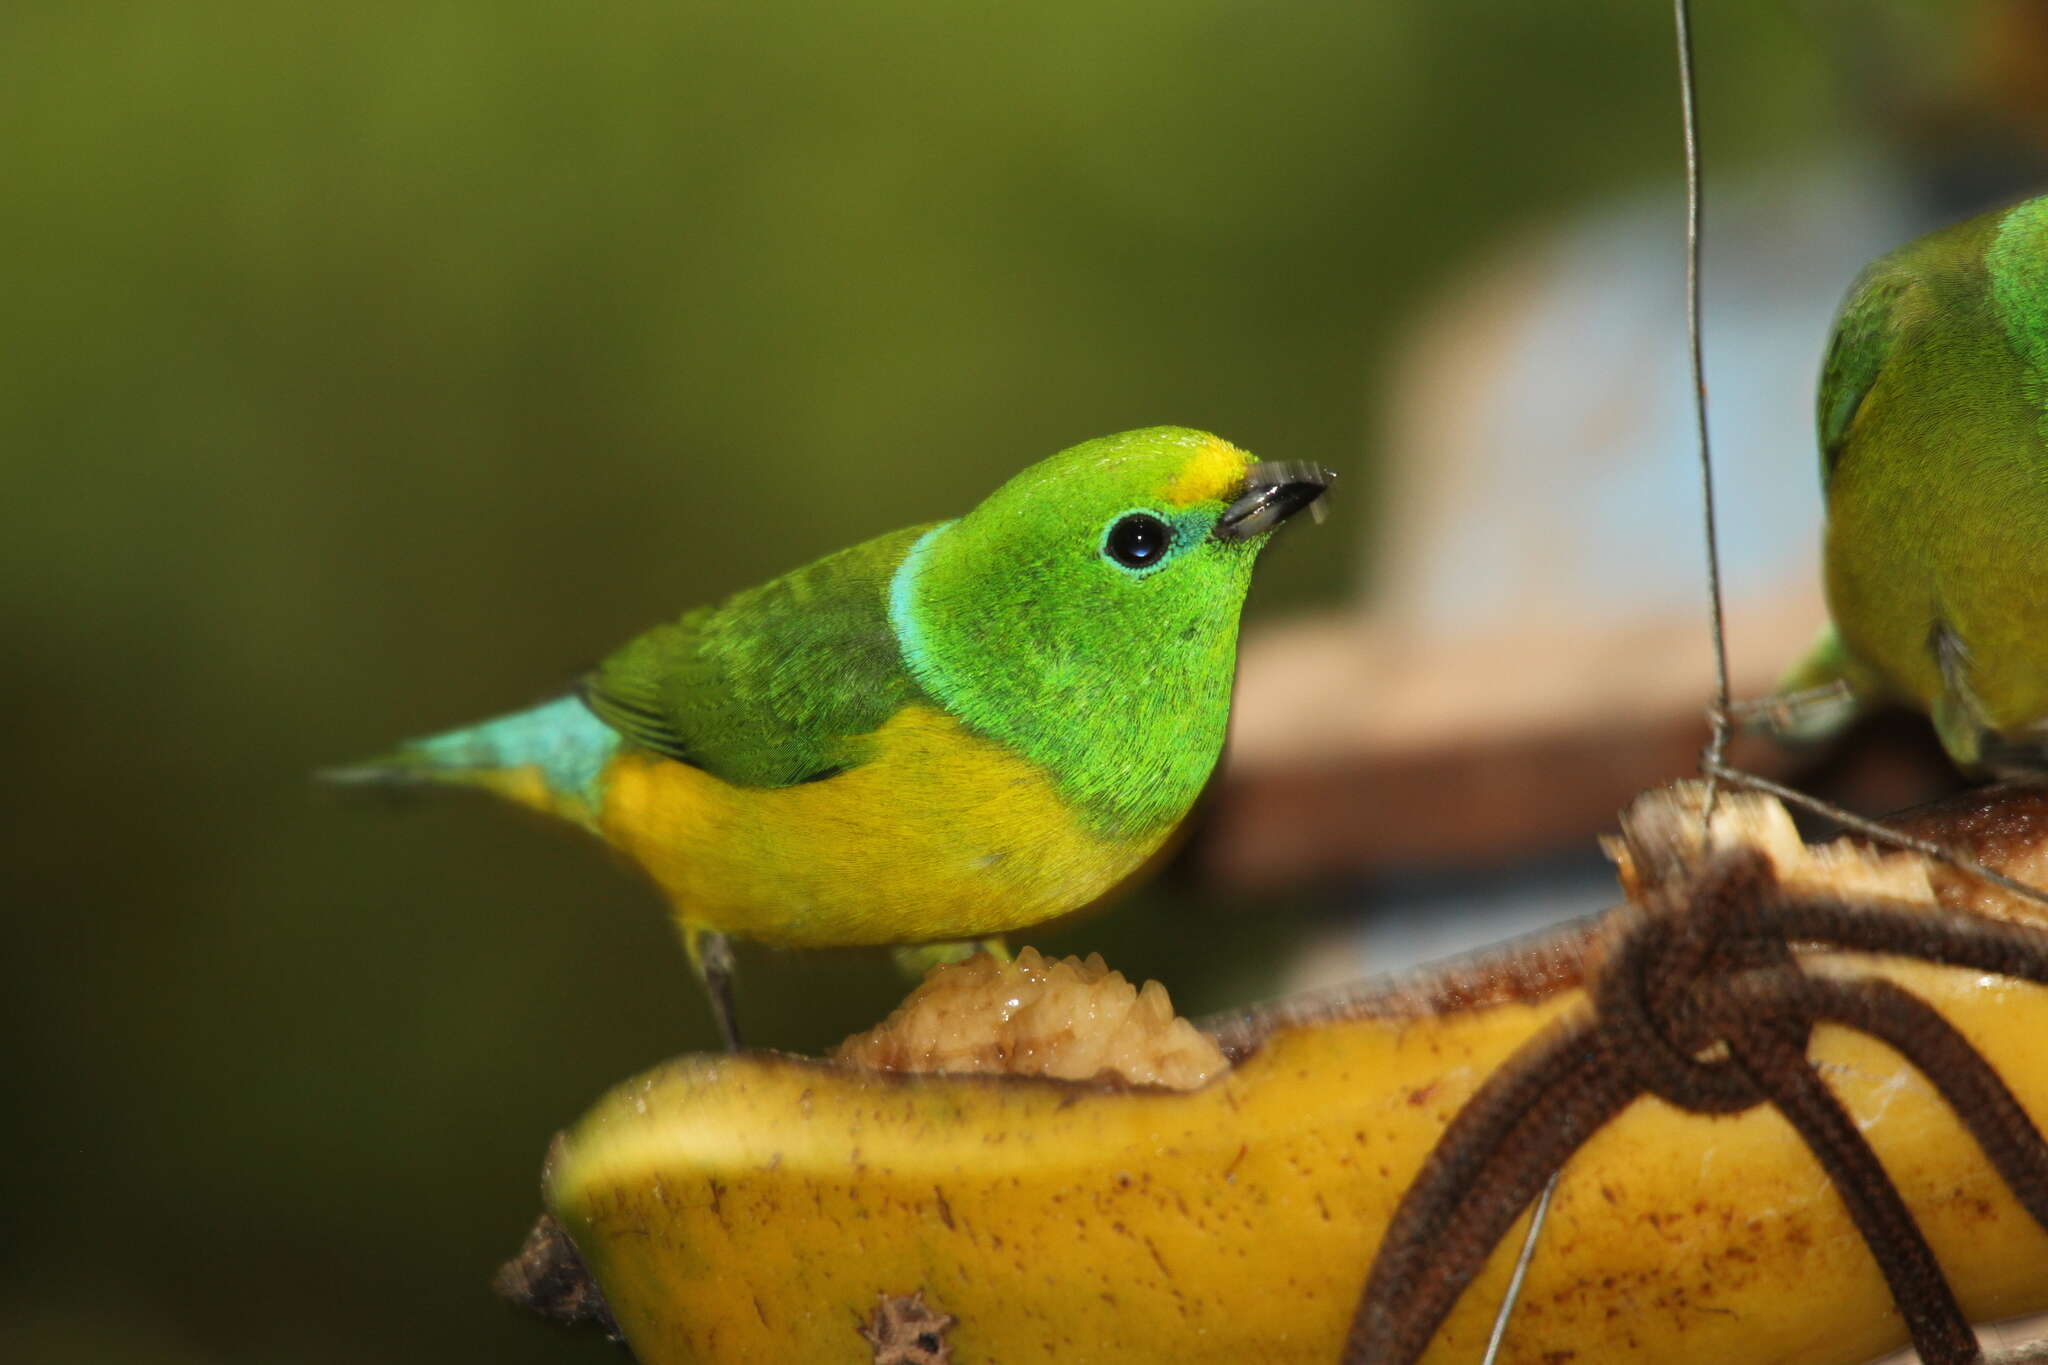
top-left (332, 427), bottom-right (1331, 1048)
top-left (1774, 193), bottom-right (2048, 773)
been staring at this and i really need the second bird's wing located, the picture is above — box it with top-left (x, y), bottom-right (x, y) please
top-left (1817, 258), bottom-right (1914, 490)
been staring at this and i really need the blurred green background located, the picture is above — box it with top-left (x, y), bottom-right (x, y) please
top-left (0, 2), bottom-right (1993, 1361)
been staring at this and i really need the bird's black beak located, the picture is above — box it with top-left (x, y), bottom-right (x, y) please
top-left (1211, 461), bottom-right (1335, 541)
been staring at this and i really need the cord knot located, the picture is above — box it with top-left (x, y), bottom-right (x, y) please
top-left (1591, 846), bottom-right (1809, 1114)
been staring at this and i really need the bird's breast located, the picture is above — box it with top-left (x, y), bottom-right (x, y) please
top-left (594, 705), bottom-right (1170, 947)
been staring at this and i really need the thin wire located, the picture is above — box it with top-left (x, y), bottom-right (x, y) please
top-left (1480, 8), bottom-right (1710, 1351)
top-left (1705, 762), bottom-right (2048, 910)
top-left (1666, 9), bottom-right (2048, 921)
top-left (1662, 1), bottom-right (2043, 915)
top-left (1476, 5), bottom-right (2048, 1361)
top-left (1674, 0), bottom-right (1732, 833)
top-left (1669, 0), bottom-right (2048, 921)
top-left (1479, 1171), bottom-right (1560, 1365)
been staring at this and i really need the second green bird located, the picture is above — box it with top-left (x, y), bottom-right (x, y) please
top-left (335, 427), bottom-right (1331, 1047)
top-left (1778, 193), bottom-right (2048, 773)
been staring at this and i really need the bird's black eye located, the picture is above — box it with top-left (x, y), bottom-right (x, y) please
top-left (1104, 513), bottom-right (1173, 569)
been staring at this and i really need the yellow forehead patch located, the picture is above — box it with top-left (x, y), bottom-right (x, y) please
top-left (1162, 436), bottom-right (1251, 507)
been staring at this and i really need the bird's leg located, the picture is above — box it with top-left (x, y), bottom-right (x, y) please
top-left (1728, 680), bottom-right (1860, 743)
top-left (1932, 620), bottom-right (1995, 771)
top-left (683, 925), bottom-right (742, 1052)
top-left (1736, 622), bottom-right (1870, 745)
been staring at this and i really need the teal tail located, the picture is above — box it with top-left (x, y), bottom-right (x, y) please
top-left (319, 694), bottom-right (621, 818)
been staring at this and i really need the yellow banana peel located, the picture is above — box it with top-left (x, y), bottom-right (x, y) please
top-left (525, 786), bottom-right (2048, 1363)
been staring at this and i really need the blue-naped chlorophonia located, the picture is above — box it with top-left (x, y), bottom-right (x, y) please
top-left (1775, 194), bottom-right (2048, 773)
top-left (331, 428), bottom-right (1331, 1047)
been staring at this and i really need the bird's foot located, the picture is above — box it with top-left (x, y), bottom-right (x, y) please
top-left (1730, 680), bottom-right (1860, 745)
top-left (890, 937), bottom-right (1011, 980)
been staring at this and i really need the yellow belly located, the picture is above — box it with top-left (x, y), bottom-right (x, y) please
top-left (592, 705), bottom-right (1166, 948)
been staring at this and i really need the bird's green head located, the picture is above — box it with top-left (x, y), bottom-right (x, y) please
top-left (891, 426), bottom-right (1331, 836)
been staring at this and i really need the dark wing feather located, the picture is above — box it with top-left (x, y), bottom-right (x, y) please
top-left (582, 524), bottom-right (930, 788)
top-left (1817, 262), bottom-right (1914, 489)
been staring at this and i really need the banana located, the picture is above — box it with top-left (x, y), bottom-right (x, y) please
top-left (528, 786), bottom-right (2048, 1364)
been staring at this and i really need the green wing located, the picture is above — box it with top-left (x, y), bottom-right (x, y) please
top-left (1816, 260), bottom-right (1914, 489)
top-left (582, 524), bottom-right (931, 788)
